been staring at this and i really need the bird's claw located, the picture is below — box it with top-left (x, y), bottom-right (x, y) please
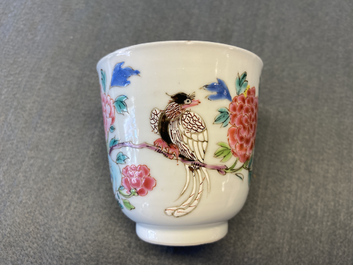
top-left (167, 144), bottom-right (179, 160)
top-left (153, 139), bottom-right (179, 160)
top-left (154, 138), bottom-right (169, 151)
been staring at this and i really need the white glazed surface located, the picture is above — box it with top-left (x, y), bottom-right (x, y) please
top-left (97, 41), bottom-right (263, 244)
top-left (136, 222), bottom-right (228, 246)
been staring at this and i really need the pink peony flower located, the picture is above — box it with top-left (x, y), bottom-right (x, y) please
top-left (101, 91), bottom-right (115, 140)
top-left (121, 165), bottom-right (156, 196)
top-left (228, 87), bottom-right (258, 163)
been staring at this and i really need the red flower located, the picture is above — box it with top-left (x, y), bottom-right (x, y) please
top-left (101, 91), bottom-right (115, 140)
top-left (228, 87), bottom-right (258, 163)
top-left (121, 165), bottom-right (156, 196)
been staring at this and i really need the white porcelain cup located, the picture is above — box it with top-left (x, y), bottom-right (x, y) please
top-left (97, 41), bottom-right (263, 246)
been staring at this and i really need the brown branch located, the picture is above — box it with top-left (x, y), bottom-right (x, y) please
top-left (109, 141), bottom-right (227, 175)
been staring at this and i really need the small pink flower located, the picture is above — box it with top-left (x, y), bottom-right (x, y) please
top-left (101, 91), bottom-right (115, 140)
top-left (121, 165), bottom-right (156, 196)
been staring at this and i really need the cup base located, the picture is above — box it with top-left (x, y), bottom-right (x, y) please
top-left (136, 222), bottom-right (228, 246)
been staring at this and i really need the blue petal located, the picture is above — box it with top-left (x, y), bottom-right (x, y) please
top-left (118, 201), bottom-right (124, 209)
top-left (204, 78), bottom-right (232, 102)
top-left (217, 79), bottom-right (232, 101)
top-left (111, 62), bottom-right (140, 87)
top-left (208, 94), bottom-right (226, 101)
top-left (108, 155), bottom-right (122, 202)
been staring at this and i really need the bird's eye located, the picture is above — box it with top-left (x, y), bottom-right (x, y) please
top-left (185, 99), bottom-right (192, 104)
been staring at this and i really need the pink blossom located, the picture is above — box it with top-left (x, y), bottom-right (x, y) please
top-left (121, 165), bottom-right (156, 196)
top-left (101, 91), bottom-right (115, 140)
top-left (228, 87), bottom-right (258, 163)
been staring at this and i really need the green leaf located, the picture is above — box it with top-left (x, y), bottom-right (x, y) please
top-left (214, 143), bottom-right (232, 162)
top-left (118, 186), bottom-right (138, 198)
top-left (214, 113), bottom-right (228, 123)
top-left (221, 151), bottom-right (233, 162)
top-left (114, 95), bottom-right (128, 114)
top-left (122, 199), bottom-right (135, 210)
top-left (101, 69), bottom-right (106, 93)
top-left (222, 116), bottom-right (230, 127)
top-left (214, 108), bottom-right (230, 127)
top-left (214, 147), bottom-right (230, 157)
top-left (116, 152), bottom-right (128, 164)
top-left (109, 125), bottom-right (115, 133)
top-left (109, 137), bottom-right (119, 149)
top-left (248, 153), bottom-right (254, 169)
top-left (217, 142), bottom-right (230, 148)
top-left (243, 159), bottom-right (250, 168)
top-left (236, 72), bottom-right (248, 95)
top-left (130, 189), bottom-right (138, 196)
top-left (218, 107), bottom-right (229, 113)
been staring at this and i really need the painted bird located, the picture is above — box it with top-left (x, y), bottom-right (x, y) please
top-left (150, 92), bottom-right (209, 217)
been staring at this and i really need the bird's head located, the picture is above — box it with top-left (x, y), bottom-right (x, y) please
top-left (168, 92), bottom-right (200, 109)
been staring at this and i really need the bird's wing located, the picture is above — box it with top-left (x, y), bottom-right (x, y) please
top-left (150, 108), bottom-right (162, 134)
top-left (169, 111), bottom-right (208, 162)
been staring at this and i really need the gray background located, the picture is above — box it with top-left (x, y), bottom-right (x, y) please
top-left (1, 0), bottom-right (352, 264)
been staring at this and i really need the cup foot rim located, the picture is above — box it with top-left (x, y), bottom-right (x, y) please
top-left (135, 221), bottom-right (228, 246)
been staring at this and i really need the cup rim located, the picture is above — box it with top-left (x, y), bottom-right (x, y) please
top-left (96, 40), bottom-right (263, 69)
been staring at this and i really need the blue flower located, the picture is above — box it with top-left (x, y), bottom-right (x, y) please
top-left (111, 62), bottom-right (140, 87)
top-left (203, 78), bottom-right (232, 101)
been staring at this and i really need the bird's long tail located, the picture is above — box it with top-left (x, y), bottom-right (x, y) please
top-left (179, 165), bottom-right (191, 197)
top-left (179, 165), bottom-right (210, 198)
top-left (164, 166), bottom-right (208, 217)
top-left (201, 167), bottom-right (210, 193)
top-left (165, 167), bottom-right (196, 216)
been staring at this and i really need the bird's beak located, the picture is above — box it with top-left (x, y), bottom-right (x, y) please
top-left (183, 99), bottom-right (201, 109)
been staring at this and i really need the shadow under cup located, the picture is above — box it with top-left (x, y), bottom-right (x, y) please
top-left (97, 41), bottom-right (263, 246)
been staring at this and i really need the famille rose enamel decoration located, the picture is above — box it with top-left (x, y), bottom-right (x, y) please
top-left (97, 41), bottom-right (263, 246)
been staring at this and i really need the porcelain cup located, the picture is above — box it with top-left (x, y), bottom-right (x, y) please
top-left (96, 41), bottom-right (263, 246)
